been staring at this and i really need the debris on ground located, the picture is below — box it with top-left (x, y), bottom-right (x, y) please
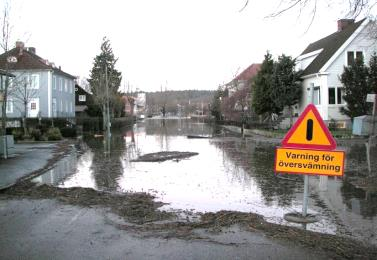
top-left (1, 182), bottom-right (377, 259)
top-left (186, 135), bottom-right (211, 139)
top-left (132, 151), bottom-right (199, 162)
top-left (1, 182), bottom-right (173, 224)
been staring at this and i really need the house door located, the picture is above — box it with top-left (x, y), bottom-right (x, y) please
top-left (28, 98), bottom-right (39, 118)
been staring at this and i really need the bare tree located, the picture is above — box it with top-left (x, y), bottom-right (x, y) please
top-left (8, 75), bottom-right (38, 135)
top-left (241, 1), bottom-right (377, 19)
top-left (0, 1), bottom-right (12, 151)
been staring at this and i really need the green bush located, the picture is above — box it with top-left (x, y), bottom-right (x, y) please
top-left (12, 129), bottom-right (24, 141)
top-left (60, 126), bottom-right (77, 138)
top-left (30, 128), bottom-right (42, 141)
top-left (46, 127), bottom-right (62, 141)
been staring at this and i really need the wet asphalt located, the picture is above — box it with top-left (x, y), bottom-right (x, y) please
top-left (0, 199), bottom-right (329, 260)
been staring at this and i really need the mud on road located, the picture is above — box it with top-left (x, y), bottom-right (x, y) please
top-left (1, 180), bottom-right (377, 259)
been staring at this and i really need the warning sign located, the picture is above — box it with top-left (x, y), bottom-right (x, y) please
top-left (282, 104), bottom-right (336, 150)
top-left (275, 147), bottom-right (345, 176)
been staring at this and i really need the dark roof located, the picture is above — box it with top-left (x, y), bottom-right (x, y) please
top-left (75, 84), bottom-right (91, 95)
top-left (0, 47), bottom-right (76, 79)
top-left (300, 19), bottom-right (366, 76)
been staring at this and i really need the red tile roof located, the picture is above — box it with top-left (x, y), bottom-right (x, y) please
top-left (233, 63), bottom-right (261, 82)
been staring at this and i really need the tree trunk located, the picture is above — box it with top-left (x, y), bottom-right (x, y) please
top-left (289, 106), bottom-right (293, 128)
top-left (102, 104), bottom-right (106, 133)
top-left (1, 101), bottom-right (6, 136)
top-left (23, 102), bottom-right (28, 135)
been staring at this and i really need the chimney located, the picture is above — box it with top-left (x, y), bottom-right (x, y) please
top-left (337, 19), bottom-right (355, 31)
top-left (15, 41), bottom-right (24, 49)
top-left (16, 41), bottom-right (24, 55)
top-left (27, 47), bottom-right (36, 54)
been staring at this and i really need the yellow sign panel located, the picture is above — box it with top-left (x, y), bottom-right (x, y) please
top-left (282, 104), bottom-right (336, 150)
top-left (275, 147), bottom-right (345, 176)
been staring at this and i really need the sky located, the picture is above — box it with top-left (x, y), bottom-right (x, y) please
top-left (4, 0), bottom-right (377, 92)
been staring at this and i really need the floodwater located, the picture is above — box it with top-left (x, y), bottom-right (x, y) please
top-left (33, 119), bottom-right (377, 244)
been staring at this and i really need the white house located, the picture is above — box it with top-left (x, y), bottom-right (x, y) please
top-left (296, 19), bottom-right (377, 126)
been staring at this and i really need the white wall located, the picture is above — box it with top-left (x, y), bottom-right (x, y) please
top-left (299, 20), bottom-right (377, 121)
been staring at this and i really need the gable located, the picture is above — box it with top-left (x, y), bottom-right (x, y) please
top-left (300, 19), bottom-right (366, 76)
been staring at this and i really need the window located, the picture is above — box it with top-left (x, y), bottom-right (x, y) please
top-left (70, 101), bottom-right (73, 113)
top-left (52, 98), bottom-right (57, 117)
top-left (328, 87), bottom-right (345, 105)
top-left (52, 76), bottom-right (57, 89)
top-left (337, 88), bottom-right (345, 104)
top-left (328, 88), bottom-right (336, 104)
top-left (313, 87), bottom-right (320, 105)
top-left (30, 74), bottom-right (39, 89)
top-left (65, 101), bottom-right (68, 112)
top-left (69, 82), bottom-right (73, 93)
top-left (6, 99), bottom-right (13, 113)
top-left (59, 79), bottom-right (63, 91)
top-left (31, 102), bottom-right (37, 110)
top-left (347, 51), bottom-right (363, 66)
top-left (64, 79), bottom-right (67, 92)
top-left (79, 95), bottom-right (86, 102)
top-left (60, 100), bottom-right (63, 112)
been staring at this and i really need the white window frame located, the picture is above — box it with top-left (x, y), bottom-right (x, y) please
top-left (59, 78), bottom-right (63, 91)
top-left (79, 95), bottom-right (86, 102)
top-left (328, 86), bottom-right (345, 105)
top-left (69, 81), bottom-right (73, 93)
top-left (6, 98), bottom-right (13, 113)
top-left (53, 76), bottom-right (57, 90)
top-left (346, 50), bottom-right (364, 66)
top-left (64, 79), bottom-right (68, 92)
top-left (60, 99), bottom-right (63, 112)
top-left (30, 74), bottom-right (39, 89)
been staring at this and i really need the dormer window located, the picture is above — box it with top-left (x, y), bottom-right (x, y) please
top-left (347, 51), bottom-right (363, 66)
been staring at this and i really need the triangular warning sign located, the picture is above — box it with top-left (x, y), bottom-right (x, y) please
top-left (281, 104), bottom-right (336, 150)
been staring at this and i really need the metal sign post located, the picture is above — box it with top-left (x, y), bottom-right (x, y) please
top-left (275, 87), bottom-right (343, 221)
top-left (366, 94), bottom-right (376, 174)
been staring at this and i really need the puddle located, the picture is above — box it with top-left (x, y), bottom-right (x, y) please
top-left (33, 119), bottom-right (377, 243)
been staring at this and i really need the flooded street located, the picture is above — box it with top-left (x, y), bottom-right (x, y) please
top-left (33, 119), bottom-right (377, 244)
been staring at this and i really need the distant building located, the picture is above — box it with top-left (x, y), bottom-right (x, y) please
top-left (0, 41), bottom-right (76, 119)
top-left (225, 63), bottom-right (261, 97)
top-left (75, 84), bottom-right (92, 117)
top-left (296, 19), bottom-right (377, 125)
top-left (122, 95), bottom-right (135, 116)
top-left (134, 93), bottom-right (146, 118)
top-left (221, 63), bottom-right (261, 121)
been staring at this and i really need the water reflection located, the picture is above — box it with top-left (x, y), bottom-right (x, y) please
top-left (33, 119), bottom-right (377, 243)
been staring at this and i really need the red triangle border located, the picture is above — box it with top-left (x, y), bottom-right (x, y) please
top-left (281, 104), bottom-right (336, 150)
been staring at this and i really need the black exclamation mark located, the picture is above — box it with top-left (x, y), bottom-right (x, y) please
top-left (306, 119), bottom-right (313, 141)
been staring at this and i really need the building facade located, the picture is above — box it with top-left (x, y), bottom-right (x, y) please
top-left (0, 42), bottom-right (75, 119)
top-left (296, 19), bottom-right (377, 125)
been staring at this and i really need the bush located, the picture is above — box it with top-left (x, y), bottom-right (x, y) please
top-left (46, 127), bottom-right (62, 141)
top-left (30, 128), bottom-right (42, 141)
top-left (60, 126), bottom-right (77, 138)
top-left (12, 129), bottom-right (24, 141)
top-left (22, 134), bottom-right (31, 140)
top-left (328, 118), bottom-right (337, 131)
